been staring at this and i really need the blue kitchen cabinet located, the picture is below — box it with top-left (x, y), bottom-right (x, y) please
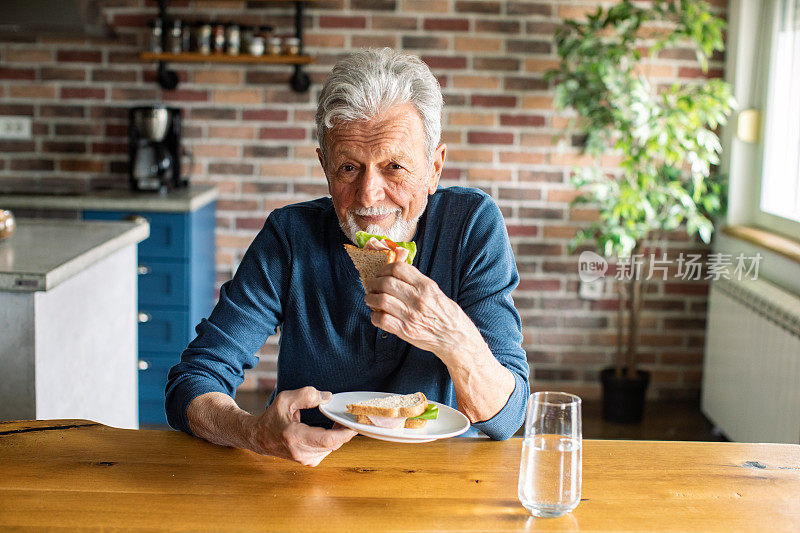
top-left (84, 200), bottom-right (216, 426)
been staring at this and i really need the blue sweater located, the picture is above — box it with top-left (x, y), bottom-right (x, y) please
top-left (165, 186), bottom-right (529, 439)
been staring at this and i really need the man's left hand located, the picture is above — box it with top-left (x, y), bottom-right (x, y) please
top-left (364, 261), bottom-right (483, 362)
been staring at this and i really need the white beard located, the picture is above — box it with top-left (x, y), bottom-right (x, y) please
top-left (339, 203), bottom-right (425, 245)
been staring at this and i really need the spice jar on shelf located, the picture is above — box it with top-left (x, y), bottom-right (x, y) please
top-left (181, 22), bottom-right (193, 53)
top-left (148, 19), bottom-right (163, 54)
top-left (226, 22), bottom-right (241, 56)
top-left (246, 26), bottom-right (265, 57)
top-left (169, 19), bottom-right (183, 54)
top-left (212, 22), bottom-right (225, 54)
top-left (284, 37), bottom-right (300, 56)
top-left (197, 22), bottom-right (212, 55)
top-left (267, 36), bottom-right (282, 56)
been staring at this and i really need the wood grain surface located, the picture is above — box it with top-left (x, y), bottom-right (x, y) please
top-left (1, 419), bottom-right (799, 531)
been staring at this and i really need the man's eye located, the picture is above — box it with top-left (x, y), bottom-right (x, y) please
top-left (341, 164), bottom-right (357, 172)
top-left (388, 163), bottom-right (403, 171)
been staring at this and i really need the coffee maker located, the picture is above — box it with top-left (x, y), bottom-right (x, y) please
top-left (129, 106), bottom-right (186, 192)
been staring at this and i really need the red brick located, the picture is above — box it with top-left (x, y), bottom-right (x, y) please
top-left (474, 57), bottom-right (520, 71)
top-left (678, 67), bottom-right (724, 79)
top-left (242, 109), bottom-right (289, 122)
top-left (236, 217), bottom-right (268, 230)
top-left (467, 131), bottom-right (514, 144)
top-left (455, 0), bottom-right (500, 13)
top-left (57, 50), bottom-right (102, 63)
top-left (422, 56), bottom-right (468, 69)
top-left (372, 16), bottom-right (418, 30)
top-left (162, 89), bottom-right (208, 102)
top-left (10, 159), bottom-right (55, 171)
top-left (259, 128), bottom-right (306, 140)
top-left (40, 67), bottom-right (86, 81)
top-left (424, 18), bottom-right (470, 31)
top-left (319, 16), bottom-right (367, 29)
top-left (658, 48), bottom-right (698, 61)
top-left (91, 142), bottom-right (126, 154)
top-left (504, 76), bottom-right (548, 91)
top-left (475, 20), bottom-right (520, 33)
top-left (500, 114), bottom-right (545, 127)
top-left (42, 141), bottom-right (85, 153)
top-left (4, 49), bottom-right (53, 63)
top-left (91, 69), bottom-right (138, 83)
top-left (507, 39), bottom-right (551, 54)
top-left (217, 199), bottom-right (261, 212)
top-left (499, 151), bottom-right (545, 164)
top-left (471, 95), bottom-right (517, 107)
top-left (351, 0), bottom-right (396, 9)
top-left (352, 35), bottom-right (398, 48)
top-left (111, 88), bottom-right (159, 101)
top-left (507, 2), bottom-right (551, 16)
top-left (506, 225), bottom-right (540, 237)
top-left (60, 87), bottom-right (106, 99)
top-left (0, 68), bottom-right (35, 80)
top-left (112, 13), bottom-right (154, 28)
top-left (60, 159), bottom-right (104, 172)
top-left (499, 187), bottom-right (541, 201)
top-left (466, 168), bottom-right (512, 181)
top-left (208, 163), bottom-right (255, 175)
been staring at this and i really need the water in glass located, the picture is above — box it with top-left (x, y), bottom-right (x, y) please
top-left (517, 391), bottom-right (582, 518)
top-left (518, 434), bottom-right (582, 517)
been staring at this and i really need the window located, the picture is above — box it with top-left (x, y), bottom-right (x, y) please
top-left (760, 0), bottom-right (800, 223)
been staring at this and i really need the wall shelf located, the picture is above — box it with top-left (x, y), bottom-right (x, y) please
top-left (140, 52), bottom-right (314, 65)
top-left (150, 0), bottom-right (312, 93)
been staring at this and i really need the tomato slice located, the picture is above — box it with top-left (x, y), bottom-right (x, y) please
top-left (382, 238), bottom-right (398, 251)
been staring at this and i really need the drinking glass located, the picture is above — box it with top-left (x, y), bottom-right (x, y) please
top-left (518, 392), bottom-right (582, 518)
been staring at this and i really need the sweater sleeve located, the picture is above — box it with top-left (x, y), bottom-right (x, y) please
top-left (456, 194), bottom-right (530, 440)
top-left (165, 211), bottom-right (291, 435)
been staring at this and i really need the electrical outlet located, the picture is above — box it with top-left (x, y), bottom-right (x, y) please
top-left (0, 116), bottom-right (32, 139)
top-left (579, 278), bottom-right (605, 300)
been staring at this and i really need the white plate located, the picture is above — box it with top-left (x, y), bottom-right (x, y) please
top-left (319, 391), bottom-right (470, 443)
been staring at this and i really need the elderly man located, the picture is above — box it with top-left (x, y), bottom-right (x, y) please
top-left (166, 48), bottom-right (529, 466)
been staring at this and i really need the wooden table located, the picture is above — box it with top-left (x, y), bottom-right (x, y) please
top-left (1, 420), bottom-right (799, 531)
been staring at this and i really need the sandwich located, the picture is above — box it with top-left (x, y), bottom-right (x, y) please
top-left (344, 231), bottom-right (417, 289)
top-left (346, 392), bottom-right (439, 429)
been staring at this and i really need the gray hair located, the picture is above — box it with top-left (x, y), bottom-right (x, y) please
top-left (315, 48), bottom-right (443, 166)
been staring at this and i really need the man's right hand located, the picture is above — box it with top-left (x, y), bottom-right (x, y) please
top-left (185, 387), bottom-right (356, 467)
top-left (248, 386), bottom-right (357, 466)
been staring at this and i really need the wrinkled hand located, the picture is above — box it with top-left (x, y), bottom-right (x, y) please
top-left (248, 386), bottom-right (356, 467)
top-left (364, 261), bottom-right (482, 362)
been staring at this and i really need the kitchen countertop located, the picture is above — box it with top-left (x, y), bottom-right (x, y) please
top-left (0, 218), bottom-right (149, 292)
top-left (0, 185), bottom-right (217, 213)
top-left (1, 419), bottom-right (799, 531)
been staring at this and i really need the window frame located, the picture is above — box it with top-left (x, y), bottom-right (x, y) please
top-left (724, 0), bottom-right (800, 240)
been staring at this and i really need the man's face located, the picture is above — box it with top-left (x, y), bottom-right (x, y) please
top-left (318, 103), bottom-right (445, 243)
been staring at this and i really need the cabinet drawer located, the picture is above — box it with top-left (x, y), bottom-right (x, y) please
top-left (84, 210), bottom-right (188, 259)
top-left (138, 259), bottom-right (189, 307)
top-left (138, 308), bottom-right (189, 353)
top-left (137, 354), bottom-right (176, 400)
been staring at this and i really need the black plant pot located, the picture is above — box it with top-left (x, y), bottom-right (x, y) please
top-left (600, 367), bottom-right (651, 424)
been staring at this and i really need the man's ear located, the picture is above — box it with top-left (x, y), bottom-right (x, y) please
top-left (316, 147), bottom-right (327, 176)
top-left (317, 148), bottom-right (334, 196)
top-left (428, 143), bottom-right (446, 194)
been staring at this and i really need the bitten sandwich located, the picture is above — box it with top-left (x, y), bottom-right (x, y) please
top-left (346, 392), bottom-right (439, 429)
top-left (344, 231), bottom-right (417, 289)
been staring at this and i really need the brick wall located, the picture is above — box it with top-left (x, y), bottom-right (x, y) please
top-left (0, 0), bottom-right (727, 400)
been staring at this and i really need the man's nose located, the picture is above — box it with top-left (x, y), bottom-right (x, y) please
top-left (357, 166), bottom-right (385, 206)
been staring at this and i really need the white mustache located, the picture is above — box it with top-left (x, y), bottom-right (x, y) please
top-left (351, 206), bottom-right (400, 216)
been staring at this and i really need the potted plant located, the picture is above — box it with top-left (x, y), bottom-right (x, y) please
top-left (547, 0), bottom-right (735, 422)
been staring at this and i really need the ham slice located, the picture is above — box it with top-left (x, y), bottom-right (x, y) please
top-left (366, 415), bottom-right (407, 429)
top-left (364, 237), bottom-right (409, 264)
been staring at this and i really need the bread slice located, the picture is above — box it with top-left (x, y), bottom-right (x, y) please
top-left (344, 244), bottom-right (394, 290)
top-left (355, 414), bottom-right (427, 429)
top-left (346, 392), bottom-right (428, 418)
